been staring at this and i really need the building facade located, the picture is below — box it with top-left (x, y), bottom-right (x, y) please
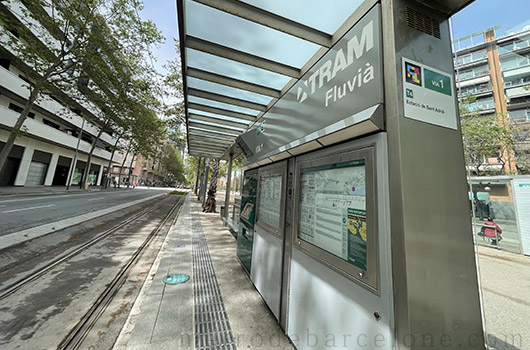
top-left (454, 26), bottom-right (530, 174)
top-left (0, 1), bottom-right (122, 187)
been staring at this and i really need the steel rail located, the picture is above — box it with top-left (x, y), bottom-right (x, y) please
top-left (0, 194), bottom-right (172, 300)
top-left (58, 194), bottom-right (187, 350)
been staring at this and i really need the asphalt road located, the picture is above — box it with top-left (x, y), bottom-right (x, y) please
top-left (0, 187), bottom-right (174, 235)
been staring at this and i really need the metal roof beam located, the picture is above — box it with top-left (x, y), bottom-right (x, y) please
top-left (189, 136), bottom-right (233, 146)
top-left (190, 145), bottom-right (228, 153)
top-left (186, 36), bottom-right (301, 78)
top-left (188, 87), bottom-right (268, 111)
top-left (189, 135), bottom-right (234, 146)
top-left (189, 113), bottom-right (249, 129)
top-left (189, 121), bottom-right (244, 135)
top-left (192, 0), bottom-right (332, 47)
top-left (188, 130), bottom-right (237, 142)
top-left (187, 67), bottom-right (281, 98)
top-left (190, 151), bottom-right (223, 159)
top-left (190, 144), bottom-right (227, 153)
top-left (189, 137), bottom-right (231, 145)
top-left (189, 119), bottom-right (245, 132)
top-left (189, 125), bottom-right (240, 137)
top-left (188, 102), bottom-right (257, 122)
top-left (189, 144), bottom-right (228, 153)
top-left (188, 127), bottom-right (238, 138)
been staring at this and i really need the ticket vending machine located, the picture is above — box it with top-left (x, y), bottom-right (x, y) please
top-left (234, 1), bottom-right (485, 349)
top-left (236, 169), bottom-right (258, 273)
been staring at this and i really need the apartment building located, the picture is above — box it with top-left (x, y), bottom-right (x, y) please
top-left (454, 26), bottom-right (530, 174)
top-left (0, 1), bottom-right (122, 187)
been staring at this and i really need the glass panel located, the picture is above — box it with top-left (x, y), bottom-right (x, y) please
top-left (509, 109), bottom-right (529, 121)
top-left (298, 159), bottom-right (367, 270)
top-left (188, 108), bottom-right (253, 125)
top-left (240, 0), bottom-right (364, 34)
top-left (188, 95), bottom-right (260, 116)
top-left (189, 119), bottom-right (245, 132)
top-left (501, 57), bottom-right (518, 70)
top-left (189, 126), bottom-right (240, 137)
top-left (498, 42), bottom-right (513, 54)
top-left (186, 0), bottom-right (320, 68)
top-left (186, 49), bottom-right (290, 89)
top-left (257, 174), bottom-right (282, 229)
top-left (187, 77), bottom-right (273, 105)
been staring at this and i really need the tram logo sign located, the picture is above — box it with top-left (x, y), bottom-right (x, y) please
top-left (239, 5), bottom-right (383, 163)
top-left (296, 19), bottom-right (377, 108)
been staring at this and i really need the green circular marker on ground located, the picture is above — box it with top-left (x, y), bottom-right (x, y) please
top-left (163, 273), bottom-right (190, 284)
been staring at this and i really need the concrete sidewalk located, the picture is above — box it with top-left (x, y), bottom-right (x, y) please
top-left (117, 194), bottom-right (294, 350)
top-left (477, 247), bottom-right (530, 350)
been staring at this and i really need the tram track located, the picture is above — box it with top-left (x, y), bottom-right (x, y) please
top-left (0, 195), bottom-right (176, 301)
top-left (58, 194), bottom-right (186, 350)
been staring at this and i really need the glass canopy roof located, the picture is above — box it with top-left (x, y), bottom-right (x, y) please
top-left (176, 0), bottom-right (367, 160)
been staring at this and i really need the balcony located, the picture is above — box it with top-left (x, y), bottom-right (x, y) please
top-left (0, 105), bottom-right (123, 163)
top-left (458, 84), bottom-right (493, 98)
top-left (0, 31), bottom-right (112, 141)
top-left (0, 66), bottom-right (117, 146)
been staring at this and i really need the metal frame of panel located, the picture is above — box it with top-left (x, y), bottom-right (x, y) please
top-left (292, 144), bottom-right (379, 293)
top-left (255, 161), bottom-right (288, 238)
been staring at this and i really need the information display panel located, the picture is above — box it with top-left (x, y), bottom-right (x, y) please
top-left (257, 175), bottom-right (282, 229)
top-left (299, 160), bottom-right (367, 270)
top-left (295, 147), bottom-right (378, 292)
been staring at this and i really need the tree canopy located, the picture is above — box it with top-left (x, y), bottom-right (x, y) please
top-left (0, 0), bottom-right (165, 183)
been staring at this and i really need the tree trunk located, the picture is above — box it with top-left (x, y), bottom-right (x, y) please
top-left (126, 153), bottom-right (136, 187)
top-left (118, 144), bottom-right (131, 188)
top-left (0, 84), bottom-right (42, 176)
top-left (80, 120), bottom-right (108, 188)
top-left (103, 135), bottom-right (122, 189)
top-left (203, 159), bottom-right (219, 213)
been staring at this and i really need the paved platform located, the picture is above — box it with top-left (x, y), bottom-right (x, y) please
top-left (116, 194), bottom-right (294, 350)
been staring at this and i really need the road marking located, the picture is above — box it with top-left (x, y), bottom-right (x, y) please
top-left (87, 197), bottom-right (104, 201)
top-left (0, 205), bottom-right (6, 207)
top-left (2, 204), bottom-right (55, 213)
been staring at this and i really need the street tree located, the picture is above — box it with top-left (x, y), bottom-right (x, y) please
top-left (459, 95), bottom-right (514, 175)
top-left (119, 105), bottom-right (166, 186)
top-left (0, 0), bottom-right (163, 184)
top-left (511, 119), bottom-right (530, 174)
top-left (203, 158), bottom-right (219, 213)
top-left (159, 144), bottom-right (186, 184)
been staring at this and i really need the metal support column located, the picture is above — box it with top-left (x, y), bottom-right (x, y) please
top-left (381, 0), bottom-right (484, 347)
top-left (223, 153), bottom-right (234, 221)
top-left (201, 158), bottom-right (210, 207)
top-left (194, 157), bottom-right (202, 195)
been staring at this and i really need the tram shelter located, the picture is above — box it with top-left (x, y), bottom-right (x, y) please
top-left (176, 0), bottom-right (484, 349)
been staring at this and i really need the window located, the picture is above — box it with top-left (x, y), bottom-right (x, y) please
top-left (8, 103), bottom-right (23, 114)
top-left (42, 118), bottom-right (61, 130)
top-left (509, 109), bottom-right (530, 121)
top-left (8, 103), bottom-right (35, 119)
top-left (0, 58), bottom-right (10, 70)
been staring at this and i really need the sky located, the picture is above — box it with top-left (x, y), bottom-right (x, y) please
top-left (140, 0), bottom-right (530, 76)
top-left (138, 0), bottom-right (180, 75)
top-left (451, 0), bottom-right (530, 39)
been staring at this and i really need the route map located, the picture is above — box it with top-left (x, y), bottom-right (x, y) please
top-left (299, 160), bottom-right (367, 270)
